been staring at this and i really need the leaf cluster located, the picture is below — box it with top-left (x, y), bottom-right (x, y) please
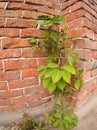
top-left (28, 15), bottom-right (84, 130)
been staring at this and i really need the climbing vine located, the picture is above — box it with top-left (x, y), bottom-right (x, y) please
top-left (29, 15), bottom-right (84, 130)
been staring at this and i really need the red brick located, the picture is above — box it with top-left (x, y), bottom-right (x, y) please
top-left (21, 29), bottom-right (42, 38)
top-left (0, 18), bottom-right (5, 27)
top-left (0, 99), bottom-right (11, 107)
top-left (0, 2), bottom-right (7, 9)
top-left (4, 59), bottom-right (37, 71)
top-left (22, 69), bottom-right (38, 78)
top-left (2, 38), bottom-right (31, 49)
top-left (0, 104), bottom-right (26, 112)
top-left (9, 78), bottom-right (39, 89)
top-left (68, 28), bottom-right (86, 39)
top-left (24, 86), bottom-right (43, 95)
top-left (85, 38), bottom-right (97, 50)
top-left (21, 4), bottom-right (38, 11)
top-left (38, 58), bottom-right (47, 66)
top-left (9, 0), bottom-right (24, 1)
top-left (27, 98), bottom-right (50, 108)
top-left (7, 2), bottom-right (22, 9)
top-left (0, 61), bottom-right (3, 70)
top-left (61, 0), bottom-right (78, 10)
top-left (0, 70), bottom-right (20, 81)
top-left (0, 82), bottom-right (7, 91)
top-left (25, 0), bottom-right (53, 7)
top-left (93, 51), bottom-right (97, 60)
top-left (6, 18), bottom-right (35, 28)
top-left (0, 90), bottom-right (23, 99)
top-left (91, 69), bottom-right (97, 77)
top-left (23, 11), bottom-right (38, 19)
top-left (0, 28), bottom-right (19, 37)
top-left (69, 17), bottom-right (84, 29)
top-left (22, 48), bottom-right (48, 58)
top-left (39, 6), bottom-right (54, 15)
top-left (83, 71), bottom-right (91, 81)
top-left (94, 34), bottom-right (97, 41)
top-left (67, 9), bottom-right (85, 21)
top-left (85, 49), bottom-right (93, 60)
top-left (0, 9), bottom-right (22, 18)
top-left (0, 49), bottom-right (21, 59)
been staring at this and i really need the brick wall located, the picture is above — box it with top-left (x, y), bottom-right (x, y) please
top-left (61, 0), bottom-right (97, 111)
top-left (0, 0), bottom-right (97, 112)
top-left (0, 0), bottom-right (59, 112)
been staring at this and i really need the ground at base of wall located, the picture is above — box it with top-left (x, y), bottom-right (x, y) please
top-left (0, 106), bottom-right (97, 130)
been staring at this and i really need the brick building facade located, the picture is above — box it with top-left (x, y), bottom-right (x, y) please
top-left (0, 0), bottom-right (97, 112)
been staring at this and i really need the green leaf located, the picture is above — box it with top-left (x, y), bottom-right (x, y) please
top-left (31, 46), bottom-right (37, 52)
top-left (47, 63), bottom-right (58, 68)
top-left (68, 56), bottom-right (74, 66)
top-left (53, 119), bottom-right (61, 127)
top-left (61, 70), bottom-right (71, 83)
top-left (57, 79), bottom-right (66, 90)
top-left (63, 65), bottom-right (76, 75)
top-left (65, 104), bottom-right (73, 110)
top-left (47, 81), bottom-right (56, 93)
top-left (28, 37), bottom-right (37, 43)
top-left (44, 68), bottom-right (57, 78)
top-left (43, 78), bottom-right (51, 88)
top-left (52, 70), bottom-right (62, 83)
top-left (39, 69), bottom-right (46, 78)
top-left (75, 79), bottom-right (81, 90)
top-left (38, 65), bottom-right (46, 72)
top-left (54, 104), bottom-right (62, 111)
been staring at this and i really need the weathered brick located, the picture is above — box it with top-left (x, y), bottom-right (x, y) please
top-left (0, 2), bottom-right (7, 9)
top-left (0, 70), bottom-right (20, 81)
top-left (22, 48), bottom-right (48, 58)
top-left (2, 38), bottom-right (31, 49)
top-left (83, 71), bottom-right (91, 81)
top-left (0, 49), bottom-right (21, 59)
top-left (0, 82), bottom-right (7, 91)
top-left (39, 6), bottom-right (54, 15)
top-left (21, 4), bottom-right (38, 11)
top-left (0, 18), bottom-right (5, 27)
top-left (0, 61), bottom-right (3, 70)
top-left (0, 99), bottom-right (11, 107)
top-left (23, 11), bottom-right (38, 19)
top-left (0, 9), bottom-right (22, 18)
top-left (9, 78), bottom-right (39, 89)
top-left (7, 2), bottom-right (22, 9)
top-left (0, 28), bottom-right (19, 37)
top-left (25, 0), bottom-right (53, 7)
top-left (21, 29), bottom-right (42, 38)
top-left (4, 59), bottom-right (37, 71)
top-left (22, 68), bottom-right (38, 78)
top-left (0, 90), bottom-right (23, 99)
top-left (6, 18), bottom-right (35, 28)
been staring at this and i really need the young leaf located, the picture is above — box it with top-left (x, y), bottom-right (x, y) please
top-left (38, 65), bottom-right (46, 72)
top-left (31, 45), bottom-right (37, 52)
top-left (43, 78), bottom-right (51, 88)
top-left (75, 79), bottom-right (81, 90)
top-left (63, 65), bottom-right (76, 75)
top-left (57, 79), bottom-right (66, 90)
top-left (47, 81), bottom-right (56, 93)
top-left (28, 37), bottom-right (37, 43)
top-left (44, 68), bottom-right (57, 78)
top-left (54, 104), bottom-right (62, 111)
top-left (52, 70), bottom-right (62, 83)
top-left (61, 70), bottom-right (71, 83)
top-left (47, 63), bottom-right (58, 68)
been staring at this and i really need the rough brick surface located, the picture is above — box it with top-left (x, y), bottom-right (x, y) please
top-left (0, 0), bottom-right (97, 112)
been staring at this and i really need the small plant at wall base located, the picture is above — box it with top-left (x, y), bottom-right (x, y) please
top-left (29, 15), bottom-right (84, 130)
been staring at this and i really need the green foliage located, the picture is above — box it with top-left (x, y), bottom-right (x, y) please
top-left (16, 113), bottom-right (46, 130)
top-left (29, 15), bottom-right (84, 130)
